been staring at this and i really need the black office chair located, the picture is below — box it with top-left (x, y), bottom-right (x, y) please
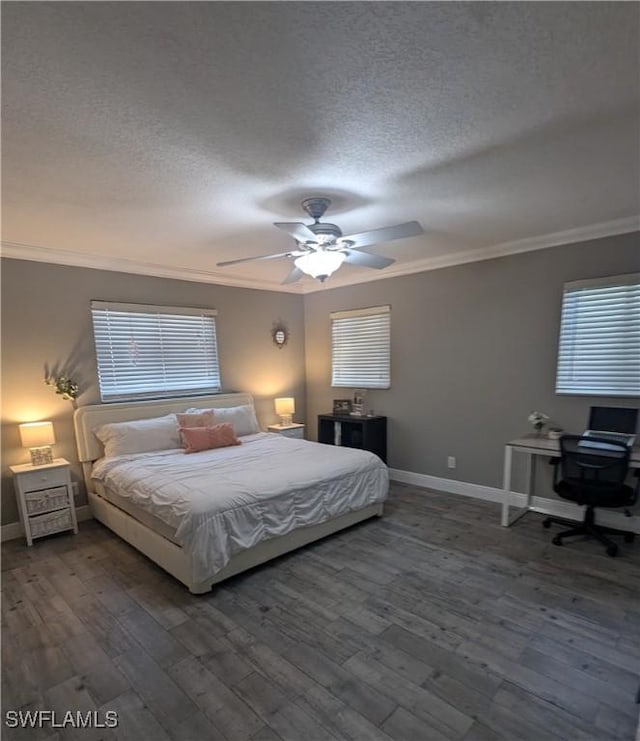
top-left (543, 435), bottom-right (638, 557)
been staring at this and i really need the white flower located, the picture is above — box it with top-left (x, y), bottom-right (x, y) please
top-left (528, 411), bottom-right (549, 426)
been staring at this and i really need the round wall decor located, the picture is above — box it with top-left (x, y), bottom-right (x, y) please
top-left (271, 320), bottom-right (289, 349)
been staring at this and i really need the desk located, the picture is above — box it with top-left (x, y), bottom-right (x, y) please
top-left (501, 436), bottom-right (640, 527)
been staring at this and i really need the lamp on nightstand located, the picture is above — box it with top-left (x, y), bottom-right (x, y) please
top-left (19, 421), bottom-right (55, 466)
top-left (274, 397), bottom-right (295, 426)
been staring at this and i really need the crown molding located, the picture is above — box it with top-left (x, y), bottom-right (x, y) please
top-left (0, 241), bottom-right (305, 294)
top-left (2, 215), bottom-right (638, 295)
top-left (303, 215), bottom-right (640, 293)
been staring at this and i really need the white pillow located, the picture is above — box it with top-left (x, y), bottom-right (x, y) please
top-left (94, 414), bottom-right (182, 457)
top-left (186, 404), bottom-right (259, 437)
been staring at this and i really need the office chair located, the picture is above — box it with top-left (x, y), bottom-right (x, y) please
top-left (542, 435), bottom-right (638, 557)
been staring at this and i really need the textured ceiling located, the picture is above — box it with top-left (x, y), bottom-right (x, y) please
top-left (2, 2), bottom-right (639, 293)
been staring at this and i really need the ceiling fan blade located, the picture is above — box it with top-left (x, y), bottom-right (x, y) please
top-left (341, 221), bottom-right (424, 250)
top-left (274, 222), bottom-right (318, 243)
top-left (282, 266), bottom-right (304, 284)
top-left (342, 250), bottom-right (395, 269)
top-left (217, 251), bottom-right (294, 267)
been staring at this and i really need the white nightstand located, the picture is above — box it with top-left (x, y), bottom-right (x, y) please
top-left (267, 423), bottom-right (305, 439)
top-left (10, 458), bottom-right (78, 546)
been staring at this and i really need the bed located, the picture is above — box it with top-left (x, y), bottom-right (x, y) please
top-left (73, 393), bottom-right (387, 593)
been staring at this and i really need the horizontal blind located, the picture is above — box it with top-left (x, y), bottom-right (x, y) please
top-left (556, 273), bottom-right (640, 397)
top-left (91, 301), bottom-right (221, 402)
top-left (331, 305), bottom-right (390, 389)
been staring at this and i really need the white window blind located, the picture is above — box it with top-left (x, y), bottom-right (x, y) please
top-left (555, 273), bottom-right (640, 397)
top-left (331, 305), bottom-right (390, 389)
top-left (91, 301), bottom-right (221, 402)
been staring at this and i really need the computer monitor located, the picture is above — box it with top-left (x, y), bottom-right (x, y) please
top-left (588, 406), bottom-right (639, 434)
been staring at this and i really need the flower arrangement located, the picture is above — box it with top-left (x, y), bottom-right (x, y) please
top-left (45, 375), bottom-right (79, 401)
top-left (528, 411), bottom-right (549, 436)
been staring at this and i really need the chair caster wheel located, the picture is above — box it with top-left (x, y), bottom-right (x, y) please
top-left (542, 519), bottom-right (552, 529)
top-left (624, 533), bottom-right (635, 543)
top-left (552, 536), bottom-right (562, 546)
top-left (606, 545), bottom-right (618, 557)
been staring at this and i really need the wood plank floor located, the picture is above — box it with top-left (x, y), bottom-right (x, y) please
top-left (2, 483), bottom-right (639, 741)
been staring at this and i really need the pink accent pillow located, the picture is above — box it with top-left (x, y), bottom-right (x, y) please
top-left (176, 411), bottom-right (215, 428)
top-left (179, 423), bottom-right (242, 453)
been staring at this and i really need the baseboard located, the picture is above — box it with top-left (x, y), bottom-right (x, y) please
top-left (1, 505), bottom-right (93, 543)
top-left (3, 474), bottom-right (638, 541)
top-left (389, 468), bottom-right (640, 534)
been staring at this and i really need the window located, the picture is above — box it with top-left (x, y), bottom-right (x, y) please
top-left (331, 305), bottom-right (390, 389)
top-left (555, 273), bottom-right (640, 397)
top-left (91, 301), bottom-right (221, 402)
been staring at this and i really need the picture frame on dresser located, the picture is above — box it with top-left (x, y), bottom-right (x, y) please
top-left (333, 399), bottom-right (352, 415)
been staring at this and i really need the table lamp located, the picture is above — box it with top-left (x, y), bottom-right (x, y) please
top-left (19, 421), bottom-right (55, 466)
top-left (274, 397), bottom-right (295, 426)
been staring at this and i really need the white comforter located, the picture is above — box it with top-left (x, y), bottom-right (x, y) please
top-left (91, 433), bottom-right (388, 584)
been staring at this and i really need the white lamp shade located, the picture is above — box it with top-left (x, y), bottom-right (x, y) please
top-left (274, 397), bottom-right (295, 416)
top-left (294, 251), bottom-right (346, 279)
top-left (19, 421), bottom-right (55, 448)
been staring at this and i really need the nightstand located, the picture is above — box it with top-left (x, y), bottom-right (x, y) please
top-left (317, 414), bottom-right (387, 463)
top-left (10, 458), bottom-right (78, 546)
top-left (267, 423), bottom-right (305, 439)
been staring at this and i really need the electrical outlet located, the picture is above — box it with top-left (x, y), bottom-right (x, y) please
top-left (447, 456), bottom-right (456, 469)
top-left (71, 481), bottom-right (79, 498)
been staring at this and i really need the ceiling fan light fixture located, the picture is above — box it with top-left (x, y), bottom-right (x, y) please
top-left (218, 197), bottom-right (423, 285)
top-left (294, 250), bottom-right (346, 281)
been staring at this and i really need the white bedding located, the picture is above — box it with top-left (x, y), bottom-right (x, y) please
top-left (91, 432), bottom-right (388, 584)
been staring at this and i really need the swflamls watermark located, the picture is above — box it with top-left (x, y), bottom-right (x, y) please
top-left (5, 710), bottom-right (119, 729)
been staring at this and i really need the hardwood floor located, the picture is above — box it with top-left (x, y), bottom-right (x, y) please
top-left (2, 483), bottom-right (639, 740)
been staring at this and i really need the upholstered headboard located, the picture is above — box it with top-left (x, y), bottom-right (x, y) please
top-left (73, 392), bottom-right (254, 463)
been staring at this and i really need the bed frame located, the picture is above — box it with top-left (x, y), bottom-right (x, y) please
top-left (73, 393), bottom-right (383, 593)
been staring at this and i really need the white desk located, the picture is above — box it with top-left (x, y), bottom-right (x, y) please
top-left (501, 435), bottom-right (640, 528)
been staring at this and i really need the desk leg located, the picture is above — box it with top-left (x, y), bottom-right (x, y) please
top-left (524, 452), bottom-right (535, 510)
top-left (502, 446), bottom-right (532, 527)
top-left (501, 445), bottom-right (513, 527)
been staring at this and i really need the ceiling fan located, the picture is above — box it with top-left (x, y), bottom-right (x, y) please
top-left (217, 197), bottom-right (424, 283)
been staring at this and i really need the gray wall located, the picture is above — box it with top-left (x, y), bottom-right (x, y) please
top-left (2, 232), bottom-right (638, 528)
top-left (1, 259), bottom-right (305, 525)
top-left (304, 232), bottom-right (639, 494)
